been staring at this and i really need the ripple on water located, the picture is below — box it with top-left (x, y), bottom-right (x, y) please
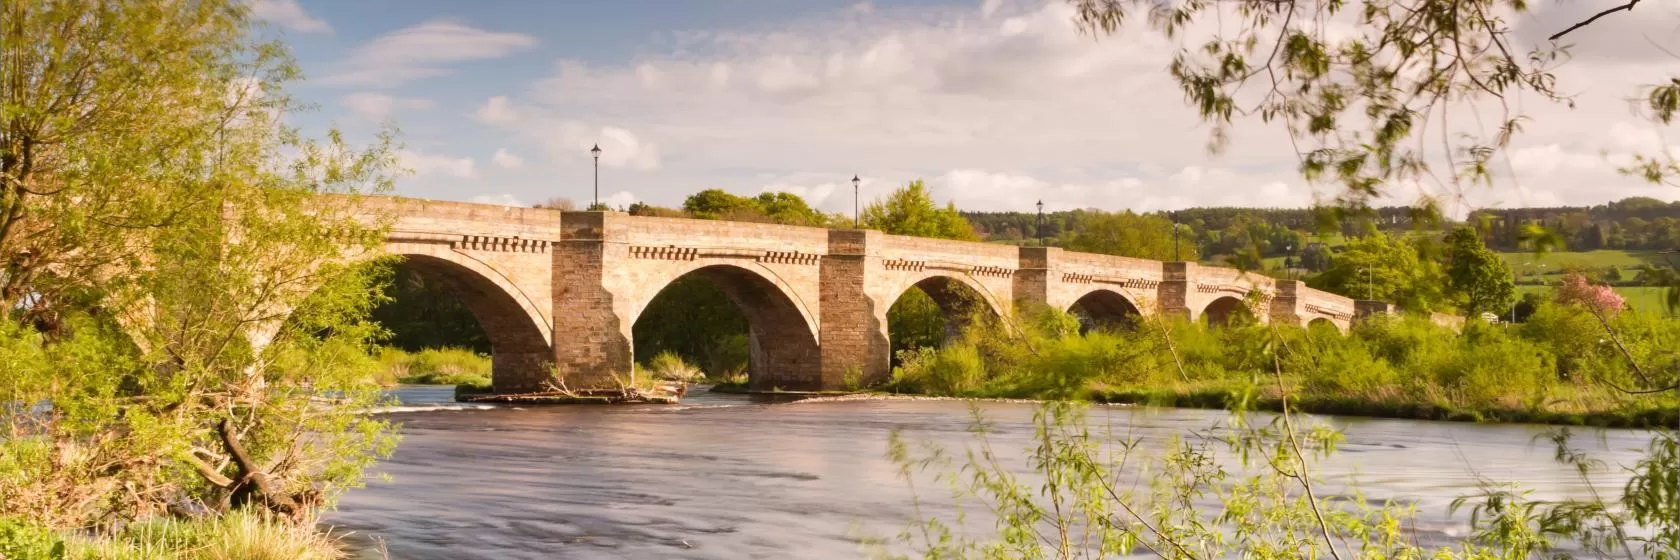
top-left (327, 390), bottom-right (1652, 559)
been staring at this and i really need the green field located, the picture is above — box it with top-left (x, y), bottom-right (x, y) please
top-left (1498, 249), bottom-right (1669, 273)
top-left (1517, 285), bottom-right (1676, 317)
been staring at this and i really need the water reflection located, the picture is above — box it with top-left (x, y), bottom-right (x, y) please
top-left (327, 387), bottom-right (1648, 559)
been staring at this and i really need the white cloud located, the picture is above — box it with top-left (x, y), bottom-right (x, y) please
top-left (474, 96), bottom-right (517, 125)
top-left (391, 0), bottom-right (1680, 213)
top-left (250, 0), bottom-right (331, 34)
top-left (341, 92), bottom-right (433, 121)
top-left (399, 149), bottom-right (475, 178)
top-left (491, 148), bottom-right (524, 169)
top-left (323, 20), bottom-right (537, 87)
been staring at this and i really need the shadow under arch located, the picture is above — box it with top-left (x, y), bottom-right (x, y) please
top-left (392, 253), bottom-right (553, 390)
top-left (887, 275), bottom-right (999, 361)
top-left (1067, 288), bottom-right (1143, 332)
top-left (1202, 295), bottom-right (1256, 329)
top-left (1306, 317), bottom-right (1342, 334)
top-left (632, 264), bottom-right (821, 391)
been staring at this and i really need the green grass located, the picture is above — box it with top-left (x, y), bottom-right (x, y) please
top-left (1498, 249), bottom-right (1665, 272)
top-left (2, 511), bottom-right (345, 559)
top-left (375, 347), bottom-right (491, 387)
top-left (1517, 285), bottom-right (1676, 317)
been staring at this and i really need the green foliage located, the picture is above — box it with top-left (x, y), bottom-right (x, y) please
top-left (375, 347), bottom-right (491, 386)
top-left (0, 517), bottom-right (66, 560)
top-left (1446, 228), bottom-right (1516, 316)
top-left (59, 510), bottom-right (341, 559)
top-left (646, 351), bottom-right (703, 382)
top-left (632, 275), bottom-right (751, 376)
top-left (888, 304), bottom-right (1677, 422)
top-left (1062, 210), bottom-right (1198, 261)
top-left (1309, 232), bottom-right (1449, 312)
top-left (0, 0), bottom-right (397, 537)
top-left (888, 287), bottom-right (947, 363)
top-left (682, 189), bottom-right (831, 226)
top-left (369, 266), bottom-right (490, 354)
top-left (861, 180), bottom-right (977, 240)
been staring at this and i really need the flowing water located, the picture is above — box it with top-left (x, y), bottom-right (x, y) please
top-left (325, 386), bottom-right (1652, 559)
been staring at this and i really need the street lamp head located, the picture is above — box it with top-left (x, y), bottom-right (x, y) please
top-left (852, 174), bottom-right (860, 187)
top-left (590, 144), bottom-right (602, 158)
top-left (1036, 200), bottom-right (1044, 212)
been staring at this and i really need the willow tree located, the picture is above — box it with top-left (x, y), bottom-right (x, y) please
top-left (1, 0), bottom-right (399, 531)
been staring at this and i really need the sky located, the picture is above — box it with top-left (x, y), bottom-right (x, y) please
top-left (256, 0), bottom-right (1680, 216)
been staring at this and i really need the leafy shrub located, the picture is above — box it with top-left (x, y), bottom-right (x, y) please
top-left (376, 347), bottom-right (491, 387)
top-left (891, 344), bottom-right (986, 395)
top-left (646, 351), bottom-right (703, 382)
top-left (0, 517), bottom-right (66, 559)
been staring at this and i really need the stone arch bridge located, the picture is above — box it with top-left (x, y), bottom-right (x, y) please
top-left (352, 196), bottom-right (1390, 393)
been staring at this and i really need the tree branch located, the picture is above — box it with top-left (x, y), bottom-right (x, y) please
top-left (1548, 0), bottom-right (1640, 41)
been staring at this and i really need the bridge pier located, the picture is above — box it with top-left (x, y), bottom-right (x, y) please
top-left (820, 230), bottom-right (891, 387)
top-left (548, 212), bottom-right (634, 392)
top-left (1012, 247), bottom-right (1055, 311)
top-left (1157, 262), bottom-right (1194, 320)
top-left (1269, 280), bottom-right (1305, 327)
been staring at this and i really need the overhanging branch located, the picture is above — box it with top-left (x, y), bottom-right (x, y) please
top-left (1549, 0), bottom-right (1640, 41)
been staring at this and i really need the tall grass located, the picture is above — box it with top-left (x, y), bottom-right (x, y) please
top-left (1, 511), bottom-right (344, 559)
top-left (644, 350), bottom-right (703, 382)
top-left (374, 347), bottom-right (491, 387)
top-left (885, 301), bottom-right (1680, 426)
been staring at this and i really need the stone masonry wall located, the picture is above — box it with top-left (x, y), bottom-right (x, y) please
top-left (352, 196), bottom-right (1412, 392)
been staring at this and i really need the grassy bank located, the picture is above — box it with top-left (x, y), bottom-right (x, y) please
top-left (881, 301), bottom-right (1680, 428)
top-left (0, 511), bottom-right (343, 559)
top-left (373, 347), bottom-right (491, 387)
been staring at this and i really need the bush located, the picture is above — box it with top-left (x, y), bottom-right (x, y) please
top-left (891, 344), bottom-right (986, 395)
top-left (0, 517), bottom-right (65, 559)
top-left (376, 347), bottom-right (492, 387)
top-left (646, 351), bottom-right (703, 382)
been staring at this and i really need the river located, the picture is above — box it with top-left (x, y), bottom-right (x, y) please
top-left (324, 386), bottom-right (1652, 559)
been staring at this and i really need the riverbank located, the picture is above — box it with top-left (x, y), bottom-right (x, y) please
top-left (0, 511), bottom-right (344, 559)
top-left (877, 306), bottom-right (1680, 429)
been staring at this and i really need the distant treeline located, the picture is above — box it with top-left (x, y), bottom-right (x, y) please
top-left (1467, 197), bottom-right (1680, 252)
top-left (965, 196), bottom-right (1680, 258)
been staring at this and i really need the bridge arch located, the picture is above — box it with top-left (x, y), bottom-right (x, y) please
top-left (1201, 295), bottom-right (1256, 329)
top-left (883, 273), bottom-right (1003, 362)
top-left (1067, 288), bottom-right (1143, 331)
top-left (386, 250), bottom-right (554, 391)
top-left (630, 263), bottom-right (820, 391)
top-left (1306, 317), bottom-right (1344, 334)
top-left (885, 272), bottom-right (1006, 322)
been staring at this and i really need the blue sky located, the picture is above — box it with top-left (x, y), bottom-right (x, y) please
top-left (257, 0), bottom-right (1680, 215)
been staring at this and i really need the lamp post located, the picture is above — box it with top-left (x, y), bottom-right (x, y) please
top-left (1036, 200), bottom-right (1045, 245)
top-left (590, 144), bottom-right (602, 210)
top-left (852, 174), bottom-right (861, 228)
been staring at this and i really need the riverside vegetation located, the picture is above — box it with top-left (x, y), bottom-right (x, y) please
top-left (886, 293), bottom-right (1679, 427)
top-left (1, 1), bottom-right (400, 557)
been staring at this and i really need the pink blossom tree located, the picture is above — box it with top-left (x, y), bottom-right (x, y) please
top-left (1555, 271), bottom-right (1626, 318)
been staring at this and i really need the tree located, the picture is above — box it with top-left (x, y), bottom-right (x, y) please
top-left (1556, 271), bottom-right (1627, 318)
top-left (1063, 210), bottom-right (1198, 261)
top-left (1444, 227), bottom-right (1515, 316)
top-left (860, 180), bottom-right (977, 241)
top-left (1307, 233), bottom-right (1448, 312)
top-left (682, 188), bottom-right (752, 219)
top-left (2, 0), bottom-right (397, 535)
top-left (1071, 0), bottom-right (1678, 202)
top-left (752, 191), bottom-right (828, 226)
